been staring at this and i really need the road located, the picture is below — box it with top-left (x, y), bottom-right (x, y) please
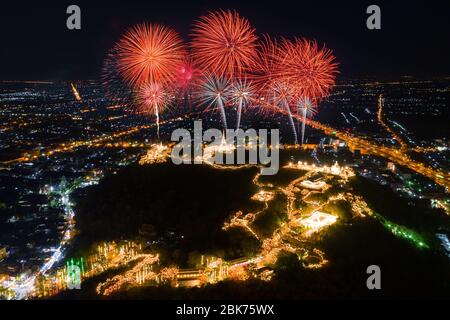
top-left (298, 115), bottom-right (450, 190)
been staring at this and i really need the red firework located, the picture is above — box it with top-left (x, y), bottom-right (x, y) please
top-left (276, 38), bottom-right (338, 102)
top-left (190, 10), bottom-right (258, 79)
top-left (175, 57), bottom-right (203, 110)
top-left (253, 36), bottom-right (338, 113)
top-left (176, 57), bottom-right (202, 89)
top-left (116, 24), bottom-right (187, 87)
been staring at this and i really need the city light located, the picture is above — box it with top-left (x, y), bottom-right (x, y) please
top-left (298, 211), bottom-right (337, 234)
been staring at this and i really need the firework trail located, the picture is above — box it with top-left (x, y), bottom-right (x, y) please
top-left (196, 74), bottom-right (231, 130)
top-left (283, 96), bottom-right (298, 145)
top-left (252, 35), bottom-right (279, 94)
top-left (135, 82), bottom-right (172, 139)
top-left (270, 82), bottom-right (298, 144)
top-left (231, 79), bottom-right (255, 129)
top-left (116, 23), bottom-right (187, 87)
top-left (191, 10), bottom-right (258, 79)
top-left (297, 97), bottom-right (317, 145)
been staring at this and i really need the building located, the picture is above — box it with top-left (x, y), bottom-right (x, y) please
top-left (300, 180), bottom-right (327, 191)
top-left (176, 269), bottom-right (204, 287)
top-left (298, 211), bottom-right (337, 233)
top-left (387, 162), bottom-right (396, 172)
top-left (292, 161), bottom-right (355, 178)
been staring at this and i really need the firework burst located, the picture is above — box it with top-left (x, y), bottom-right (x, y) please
top-left (116, 23), bottom-right (187, 87)
top-left (277, 38), bottom-right (338, 102)
top-left (135, 82), bottom-right (172, 138)
top-left (298, 97), bottom-right (317, 118)
top-left (195, 74), bottom-right (231, 130)
top-left (191, 10), bottom-right (258, 79)
top-left (253, 36), bottom-right (337, 144)
top-left (101, 14), bottom-right (339, 145)
top-left (278, 38), bottom-right (337, 144)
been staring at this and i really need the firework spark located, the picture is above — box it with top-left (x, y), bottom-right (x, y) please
top-left (100, 15), bottom-right (338, 144)
top-left (116, 24), bottom-right (187, 87)
top-left (191, 10), bottom-right (258, 79)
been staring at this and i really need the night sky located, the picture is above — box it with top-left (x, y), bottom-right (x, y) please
top-left (1, 0), bottom-right (449, 80)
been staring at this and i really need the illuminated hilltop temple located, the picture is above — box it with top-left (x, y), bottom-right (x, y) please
top-left (300, 180), bottom-right (328, 191)
top-left (297, 211), bottom-right (337, 236)
top-left (139, 144), bottom-right (171, 165)
top-left (202, 135), bottom-right (236, 164)
top-left (288, 161), bottom-right (355, 178)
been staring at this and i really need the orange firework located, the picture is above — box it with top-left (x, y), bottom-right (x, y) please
top-left (276, 38), bottom-right (338, 102)
top-left (116, 24), bottom-right (187, 87)
top-left (190, 10), bottom-right (258, 79)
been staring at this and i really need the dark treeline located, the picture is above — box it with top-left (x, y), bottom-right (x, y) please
top-left (74, 163), bottom-right (260, 264)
